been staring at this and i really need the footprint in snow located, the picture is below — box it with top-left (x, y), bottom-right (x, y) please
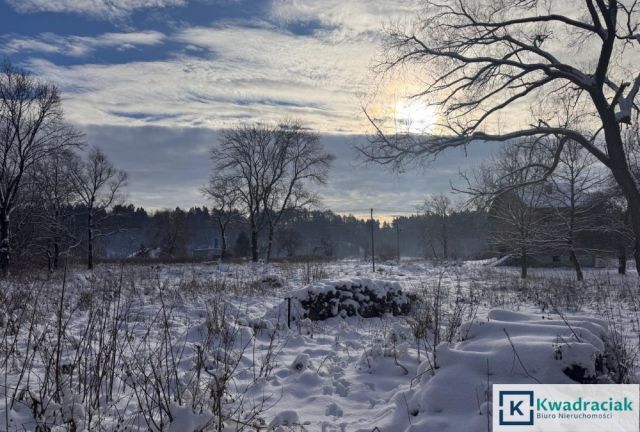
top-left (334, 378), bottom-right (349, 397)
top-left (325, 402), bottom-right (344, 417)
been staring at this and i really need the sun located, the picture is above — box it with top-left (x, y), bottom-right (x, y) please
top-left (394, 99), bottom-right (438, 134)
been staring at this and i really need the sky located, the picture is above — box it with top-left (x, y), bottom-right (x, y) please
top-left (0, 0), bottom-right (497, 218)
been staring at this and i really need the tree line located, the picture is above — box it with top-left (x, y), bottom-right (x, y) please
top-left (36, 204), bottom-right (489, 264)
top-left (0, 61), bottom-right (127, 275)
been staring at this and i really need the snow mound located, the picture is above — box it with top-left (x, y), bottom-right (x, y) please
top-left (370, 309), bottom-right (614, 431)
top-left (290, 353), bottom-right (311, 372)
top-left (283, 279), bottom-right (414, 321)
top-left (167, 402), bottom-right (214, 432)
top-left (268, 410), bottom-right (299, 430)
top-left (492, 254), bottom-right (513, 266)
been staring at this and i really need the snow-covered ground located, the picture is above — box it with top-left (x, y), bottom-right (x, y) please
top-left (0, 260), bottom-right (638, 431)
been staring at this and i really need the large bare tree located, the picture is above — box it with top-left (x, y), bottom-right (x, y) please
top-left (360, 0), bottom-right (640, 273)
top-left (0, 61), bottom-right (81, 275)
top-left (211, 122), bottom-right (333, 262)
top-left (70, 147), bottom-right (127, 270)
top-left (262, 125), bottom-right (334, 262)
top-left (32, 150), bottom-right (81, 271)
top-left (213, 125), bottom-right (274, 262)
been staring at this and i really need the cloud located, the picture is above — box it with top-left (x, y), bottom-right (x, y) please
top-left (317, 135), bottom-right (499, 217)
top-left (86, 125), bottom-right (498, 213)
top-left (269, 0), bottom-right (421, 37)
top-left (5, 0), bottom-right (188, 19)
top-left (1, 31), bottom-right (166, 57)
top-left (84, 125), bottom-right (213, 210)
top-left (24, 21), bottom-right (378, 132)
top-left (10, 1), bottom-right (435, 134)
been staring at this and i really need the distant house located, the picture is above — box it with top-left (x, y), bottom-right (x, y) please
top-left (489, 183), bottom-right (622, 268)
top-left (494, 252), bottom-right (605, 268)
top-left (190, 236), bottom-right (223, 259)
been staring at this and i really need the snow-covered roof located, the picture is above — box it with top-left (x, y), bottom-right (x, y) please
top-left (518, 182), bottom-right (592, 209)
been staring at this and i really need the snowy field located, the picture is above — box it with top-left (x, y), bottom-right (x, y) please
top-left (1, 260), bottom-right (638, 431)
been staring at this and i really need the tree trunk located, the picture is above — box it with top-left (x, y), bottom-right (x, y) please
top-left (441, 222), bottom-right (448, 259)
top-left (569, 249), bottom-right (583, 281)
top-left (0, 212), bottom-right (10, 277)
top-left (615, 184), bottom-right (640, 274)
top-left (612, 173), bottom-right (640, 274)
top-left (250, 217), bottom-right (258, 262)
top-left (520, 248), bottom-right (528, 279)
top-left (265, 224), bottom-right (274, 263)
top-left (634, 240), bottom-right (640, 276)
top-left (220, 230), bottom-right (226, 262)
top-left (53, 209), bottom-right (60, 270)
top-left (619, 245), bottom-right (627, 275)
top-left (428, 238), bottom-right (438, 259)
top-left (595, 97), bottom-right (640, 275)
top-left (53, 240), bottom-right (60, 270)
top-left (87, 212), bottom-right (94, 270)
top-left (217, 217), bottom-right (227, 262)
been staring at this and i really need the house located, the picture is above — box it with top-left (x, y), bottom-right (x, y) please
top-left (190, 236), bottom-right (223, 259)
top-left (488, 182), bottom-right (624, 268)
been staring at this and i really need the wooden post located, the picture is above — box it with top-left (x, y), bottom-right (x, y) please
top-left (395, 216), bottom-right (401, 264)
top-left (370, 208), bottom-right (375, 273)
top-left (286, 297), bottom-right (292, 328)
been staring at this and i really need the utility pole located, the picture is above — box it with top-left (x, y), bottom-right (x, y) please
top-left (370, 208), bottom-right (375, 273)
top-left (395, 216), bottom-right (401, 264)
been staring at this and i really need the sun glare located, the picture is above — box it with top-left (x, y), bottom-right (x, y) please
top-left (394, 99), bottom-right (438, 134)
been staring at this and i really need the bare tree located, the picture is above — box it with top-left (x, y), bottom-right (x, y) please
top-left (211, 122), bottom-right (333, 262)
top-left (547, 141), bottom-right (608, 280)
top-left (420, 193), bottom-right (454, 259)
top-left (262, 124), bottom-right (334, 262)
top-left (603, 189), bottom-right (635, 274)
top-left (0, 61), bottom-right (81, 275)
top-left (213, 124), bottom-right (274, 262)
top-left (203, 175), bottom-right (241, 261)
top-left (32, 150), bottom-right (81, 270)
top-left (277, 225), bottom-right (301, 258)
top-left (360, 0), bottom-right (640, 273)
top-left (70, 147), bottom-right (127, 270)
top-left (148, 208), bottom-right (191, 259)
top-left (469, 144), bottom-right (552, 278)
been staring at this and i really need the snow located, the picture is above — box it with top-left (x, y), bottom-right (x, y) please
top-left (0, 260), bottom-right (638, 431)
top-left (167, 402), bottom-right (214, 432)
top-left (268, 410), bottom-right (300, 430)
top-left (290, 353), bottom-right (311, 372)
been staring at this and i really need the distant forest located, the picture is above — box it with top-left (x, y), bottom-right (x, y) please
top-left (16, 204), bottom-right (490, 267)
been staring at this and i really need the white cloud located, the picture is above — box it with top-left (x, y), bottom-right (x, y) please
top-left (5, 0), bottom-right (187, 19)
top-left (11, 1), bottom-right (429, 133)
top-left (269, 0), bottom-right (421, 37)
top-left (99, 31), bottom-right (166, 46)
top-left (1, 31), bottom-right (166, 57)
top-left (25, 23), bottom-right (380, 133)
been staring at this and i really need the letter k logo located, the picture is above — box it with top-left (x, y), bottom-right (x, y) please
top-left (510, 400), bottom-right (524, 416)
top-left (497, 390), bottom-right (534, 426)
